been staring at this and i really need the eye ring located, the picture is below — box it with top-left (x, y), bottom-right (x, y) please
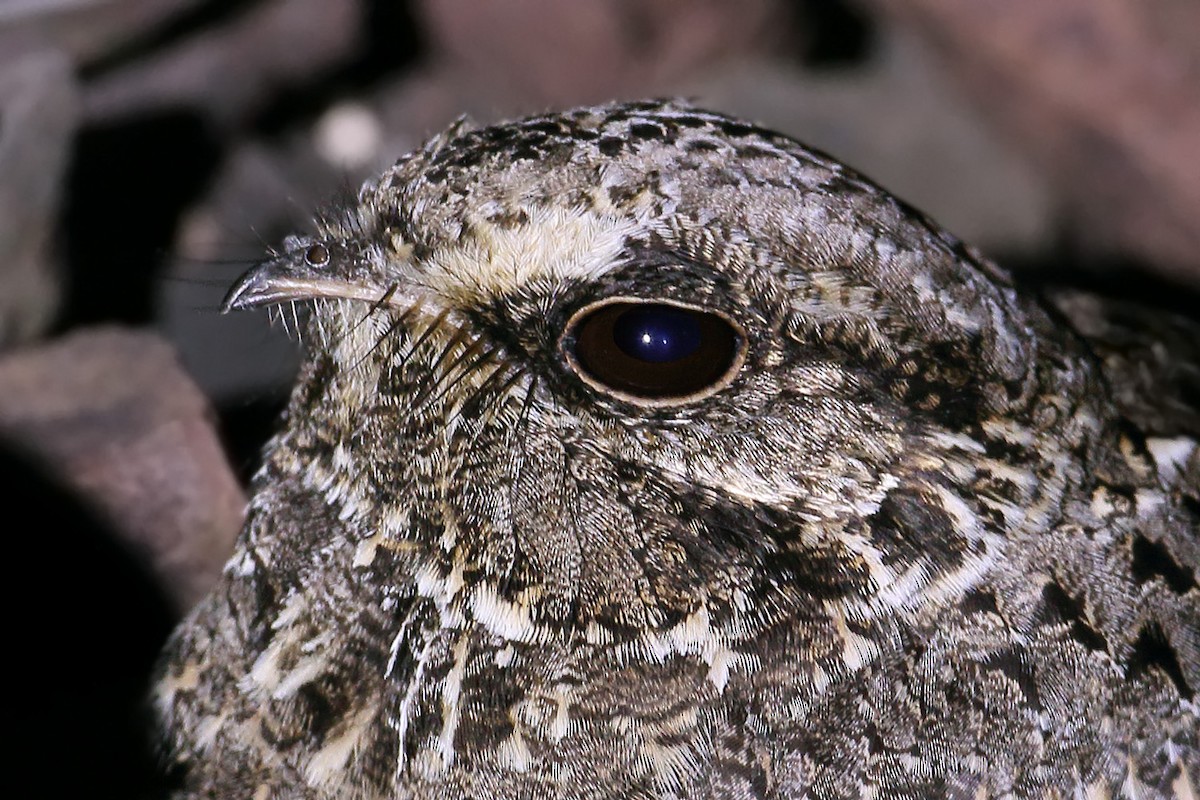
top-left (304, 242), bottom-right (330, 267)
top-left (560, 297), bottom-right (746, 406)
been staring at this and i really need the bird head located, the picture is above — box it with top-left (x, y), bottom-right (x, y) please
top-left (224, 101), bottom-right (1048, 649)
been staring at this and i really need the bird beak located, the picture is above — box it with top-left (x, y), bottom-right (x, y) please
top-left (222, 260), bottom-right (397, 313)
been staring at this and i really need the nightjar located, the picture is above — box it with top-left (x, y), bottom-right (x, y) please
top-left (156, 100), bottom-right (1200, 799)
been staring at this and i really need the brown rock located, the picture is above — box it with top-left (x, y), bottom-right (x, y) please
top-left (871, 0), bottom-right (1200, 284)
top-left (0, 49), bottom-right (78, 347)
top-left (83, 0), bottom-right (362, 127)
top-left (0, 0), bottom-right (203, 65)
top-left (415, 0), bottom-right (789, 108)
top-left (0, 327), bottom-right (244, 610)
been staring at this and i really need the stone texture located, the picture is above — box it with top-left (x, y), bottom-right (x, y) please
top-left (872, 0), bottom-right (1200, 284)
top-left (0, 327), bottom-right (244, 610)
top-left (83, 0), bottom-right (362, 128)
top-left (0, 49), bottom-right (78, 347)
top-left (0, 0), bottom-right (203, 65)
top-left (415, 0), bottom-right (789, 109)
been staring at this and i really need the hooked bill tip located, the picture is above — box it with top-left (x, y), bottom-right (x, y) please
top-left (222, 262), bottom-right (275, 312)
top-left (221, 263), bottom-right (320, 312)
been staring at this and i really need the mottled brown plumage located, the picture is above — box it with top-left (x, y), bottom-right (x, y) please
top-left (156, 101), bottom-right (1200, 799)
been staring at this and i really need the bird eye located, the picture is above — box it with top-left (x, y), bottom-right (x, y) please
top-left (563, 299), bottom-right (745, 404)
top-left (304, 242), bottom-right (330, 266)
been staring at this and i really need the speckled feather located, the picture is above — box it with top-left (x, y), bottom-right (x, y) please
top-left (156, 100), bottom-right (1200, 799)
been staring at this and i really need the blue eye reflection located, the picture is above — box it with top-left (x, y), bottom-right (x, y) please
top-left (612, 305), bottom-right (702, 363)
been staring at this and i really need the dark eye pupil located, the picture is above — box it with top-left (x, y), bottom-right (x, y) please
top-left (612, 306), bottom-right (701, 363)
top-left (566, 301), bottom-right (743, 403)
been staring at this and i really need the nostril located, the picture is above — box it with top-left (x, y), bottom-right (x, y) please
top-left (304, 243), bottom-right (330, 267)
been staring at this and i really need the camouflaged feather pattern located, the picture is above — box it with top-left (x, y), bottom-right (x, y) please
top-left (156, 101), bottom-right (1200, 799)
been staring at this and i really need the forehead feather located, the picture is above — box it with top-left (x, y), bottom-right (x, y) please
top-left (358, 104), bottom-right (833, 304)
top-left (351, 101), bottom-right (1025, 379)
top-left (412, 203), bottom-right (645, 307)
top-left (370, 101), bottom-right (821, 237)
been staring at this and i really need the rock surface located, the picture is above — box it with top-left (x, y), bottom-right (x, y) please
top-left (0, 49), bottom-right (78, 347)
top-left (0, 327), bottom-right (244, 611)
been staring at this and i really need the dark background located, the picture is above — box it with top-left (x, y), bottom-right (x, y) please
top-left (0, 1), bottom-right (1197, 796)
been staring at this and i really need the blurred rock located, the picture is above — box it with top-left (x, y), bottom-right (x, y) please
top-left (0, 48), bottom-right (78, 348)
top-left (871, 0), bottom-right (1200, 285)
top-left (415, 0), bottom-right (790, 110)
top-left (0, 0), bottom-right (202, 65)
top-left (84, 0), bottom-right (362, 128)
top-left (0, 327), bottom-right (244, 610)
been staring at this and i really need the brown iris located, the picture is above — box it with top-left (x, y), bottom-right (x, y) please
top-left (563, 299), bottom-right (745, 404)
